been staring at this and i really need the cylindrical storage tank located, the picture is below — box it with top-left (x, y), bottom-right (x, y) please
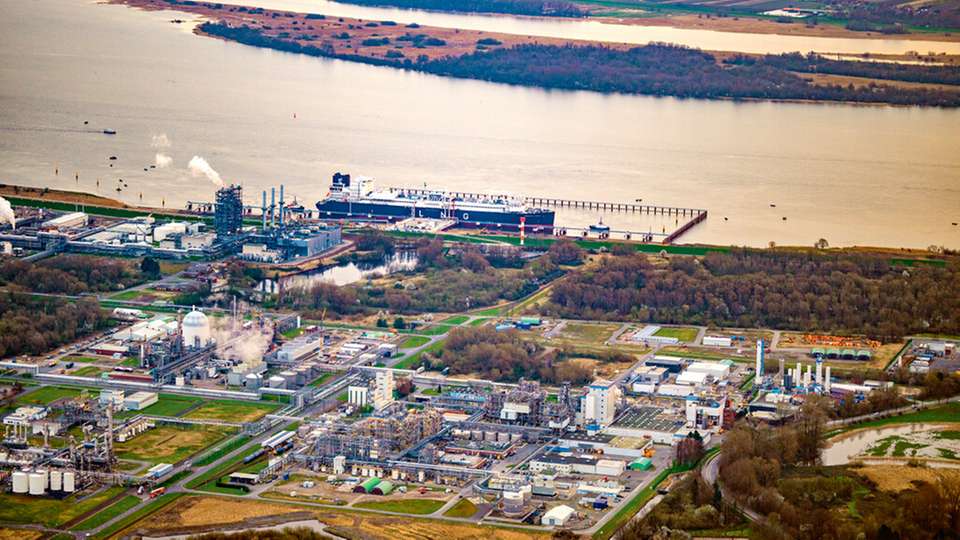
top-left (269, 376), bottom-right (285, 389)
top-left (35, 469), bottom-right (49, 489)
top-left (63, 471), bottom-right (76, 493)
top-left (181, 309), bottom-right (211, 348)
top-left (498, 431), bottom-right (510, 443)
top-left (510, 433), bottom-right (522, 442)
top-left (471, 430), bottom-right (482, 440)
top-left (12, 471), bottom-right (29, 494)
top-left (28, 473), bottom-right (45, 495)
top-left (280, 371), bottom-right (297, 386)
top-left (50, 470), bottom-right (62, 491)
top-left (417, 470), bottom-right (425, 483)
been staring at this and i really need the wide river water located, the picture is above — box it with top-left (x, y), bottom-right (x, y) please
top-left (0, 0), bottom-right (958, 248)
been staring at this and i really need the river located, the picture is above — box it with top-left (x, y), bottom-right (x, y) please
top-left (0, 0), bottom-right (958, 249)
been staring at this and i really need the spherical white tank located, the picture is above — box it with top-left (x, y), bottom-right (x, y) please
top-left (181, 309), bottom-right (211, 348)
top-left (28, 472), bottom-right (45, 495)
top-left (63, 471), bottom-right (76, 492)
top-left (50, 470), bottom-right (62, 491)
top-left (12, 471), bottom-right (28, 494)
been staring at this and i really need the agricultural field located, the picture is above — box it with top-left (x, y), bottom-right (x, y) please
top-left (183, 400), bottom-right (279, 423)
top-left (114, 425), bottom-right (231, 464)
top-left (137, 496), bottom-right (304, 531)
top-left (0, 486), bottom-right (125, 527)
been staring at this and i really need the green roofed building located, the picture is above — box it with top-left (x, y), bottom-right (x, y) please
top-left (811, 347), bottom-right (826, 357)
top-left (628, 458), bottom-right (653, 471)
top-left (857, 349), bottom-right (872, 359)
top-left (372, 480), bottom-right (395, 495)
top-left (354, 477), bottom-right (382, 493)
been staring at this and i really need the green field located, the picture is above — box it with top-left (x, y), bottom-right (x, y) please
top-left (831, 403), bottom-right (960, 435)
top-left (308, 372), bottom-right (335, 387)
top-left (72, 495), bottom-right (142, 531)
top-left (0, 486), bottom-right (125, 527)
top-left (353, 498), bottom-right (445, 514)
top-left (467, 317), bottom-right (491, 327)
top-left (399, 336), bottom-right (431, 349)
top-left (187, 442), bottom-right (262, 492)
top-left (560, 322), bottom-right (620, 344)
top-left (394, 339), bottom-right (446, 370)
top-left (184, 399), bottom-right (279, 423)
top-left (281, 326), bottom-right (305, 338)
top-left (441, 315), bottom-right (470, 325)
top-left (472, 305), bottom-right (506, 317)
top-left (15, 386), bottom-right (83, 406)
top-left (68, 356), bottom-right (100, 363)
top-left (443, 498), bottom-right (478, 518)
top-left (92, 493), bottom-right (187, 540)
top-left (417, 324), bottom-right (454, 336)
top-left (73, 366), bottom-right (105, 377)
top-left (653, 326), bottom-right (700, 342)
top-left (193, 435), bottom-right (251, 467)
top-left (114, 425), bottom-right (230, 464)
top-left (132, 394), bottom-right (202, 417)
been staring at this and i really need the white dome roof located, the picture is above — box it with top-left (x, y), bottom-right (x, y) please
top-left (183, 309), bottom-right (208, 326)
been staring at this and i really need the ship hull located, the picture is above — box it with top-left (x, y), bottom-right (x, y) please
top-left (316, 200), bottom-right (554, 232)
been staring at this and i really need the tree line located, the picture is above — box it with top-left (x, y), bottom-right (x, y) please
top-left (331, 0), bottom-right (585, 17)
top-left (429, 326), bottom-right (594, 384)
top-left (0, 293), bottom-right (107, 358)
top-left (0, 255), bottom-right (144, 294)
top-left (198, 24), bottom-right (960, 107)
top-left (730, 52), bottom-right (960, 86)
top-left (546, 249), bottom-right (960, 341)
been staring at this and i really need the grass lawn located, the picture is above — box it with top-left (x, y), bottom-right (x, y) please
top-left (114, 425), bottom-right (230, 464)
top-left (68, 356), bottom-right (100, 363)
top-left (72, 495), bottom-right (142, 531)
top-left (281, 327), bottom-right (305, 338)
top-left (0, 486), bottom-right (125, 527)
top-left (399, 336), bottom-right (431, 349)
top-left (72, 366), bottom-right (104, 377)
top-left (92, 493), bottom-right (186, 540)
top-left (308, 372), bottom-right (335, 388)
top-left (560, 322), bottom-right (619, 344)
top-left (443, 498), bottom-right (477, 518)
top-left (658, 347), bottom-right (735, 362)
top-left (353, 498), bottom-right (445, 514)
top-left (417, 324), bottom-right (454, 336)
top-left (394, 339), bottom-right (445, 370)
top-left (467, 317), bottom-right (490, 327)
top-left (472, 305), bottom-right (506, 317)
top-left (134, 394), bottom-right (202, 417)
top-left (187, 443), bottom-right (262, 492)
top-left (120, 356), bottom-right (141, 367)
top-left (834, 403), bottom-right (960, 435)
top-left (441, 315), bottom-right (470, 325)
top-left (110, 290), bottom-right (144, 301)
top-left (193, 435), bottom-right (251, 467)
top-left (653, 326), bottom-right (699, 342)
top-left (184, 399), bottom-right (279, 423)
top-left (15, 386), bottom-right (83, 406)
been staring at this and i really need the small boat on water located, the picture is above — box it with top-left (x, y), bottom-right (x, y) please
top-left (103, 129), bottom-right (117, 135)
top-left (589, 218), bottom-right (611, 237)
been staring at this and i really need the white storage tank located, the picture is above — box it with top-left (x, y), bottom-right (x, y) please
top-left (12, 471), bottom-right (29, 494)
top-left (182, 308), bottom-right (211, 348)
top-left (28, 472), bottom-right (45, 495)
top-left (269, 376), bottom-right (286, 389)
top-left (50, 470), bottom-right (62, 491)
top-left (63, 471), bottom-right (76, 493)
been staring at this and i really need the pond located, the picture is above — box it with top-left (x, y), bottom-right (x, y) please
top-left (259, 250), bottom-right (418, 292)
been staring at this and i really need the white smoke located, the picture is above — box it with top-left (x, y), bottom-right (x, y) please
top-left (151, 133), bottom-right (171, 149)
top-left (0, 196), bottom-right (15, 229)
top-left (188, 156), bottom-right (223, 188)
top-left (211, 316), bottom-right (273, 364)
top-left (154, 153), bottom-right (173, 168)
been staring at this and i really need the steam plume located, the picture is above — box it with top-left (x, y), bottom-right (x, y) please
top-left (151, 133), bottom-right (171, 148)
top-left (211, 316), bottom-right (272, 364)
top-left (188, 156), bottom-right (223, 187)
top-left (154, 153), bottom-right (172, 168)
top-left (0, 196), bottom-right (15, 230)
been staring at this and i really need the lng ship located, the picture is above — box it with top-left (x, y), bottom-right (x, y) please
top-left (315, 173), bottom-right (555, 231)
